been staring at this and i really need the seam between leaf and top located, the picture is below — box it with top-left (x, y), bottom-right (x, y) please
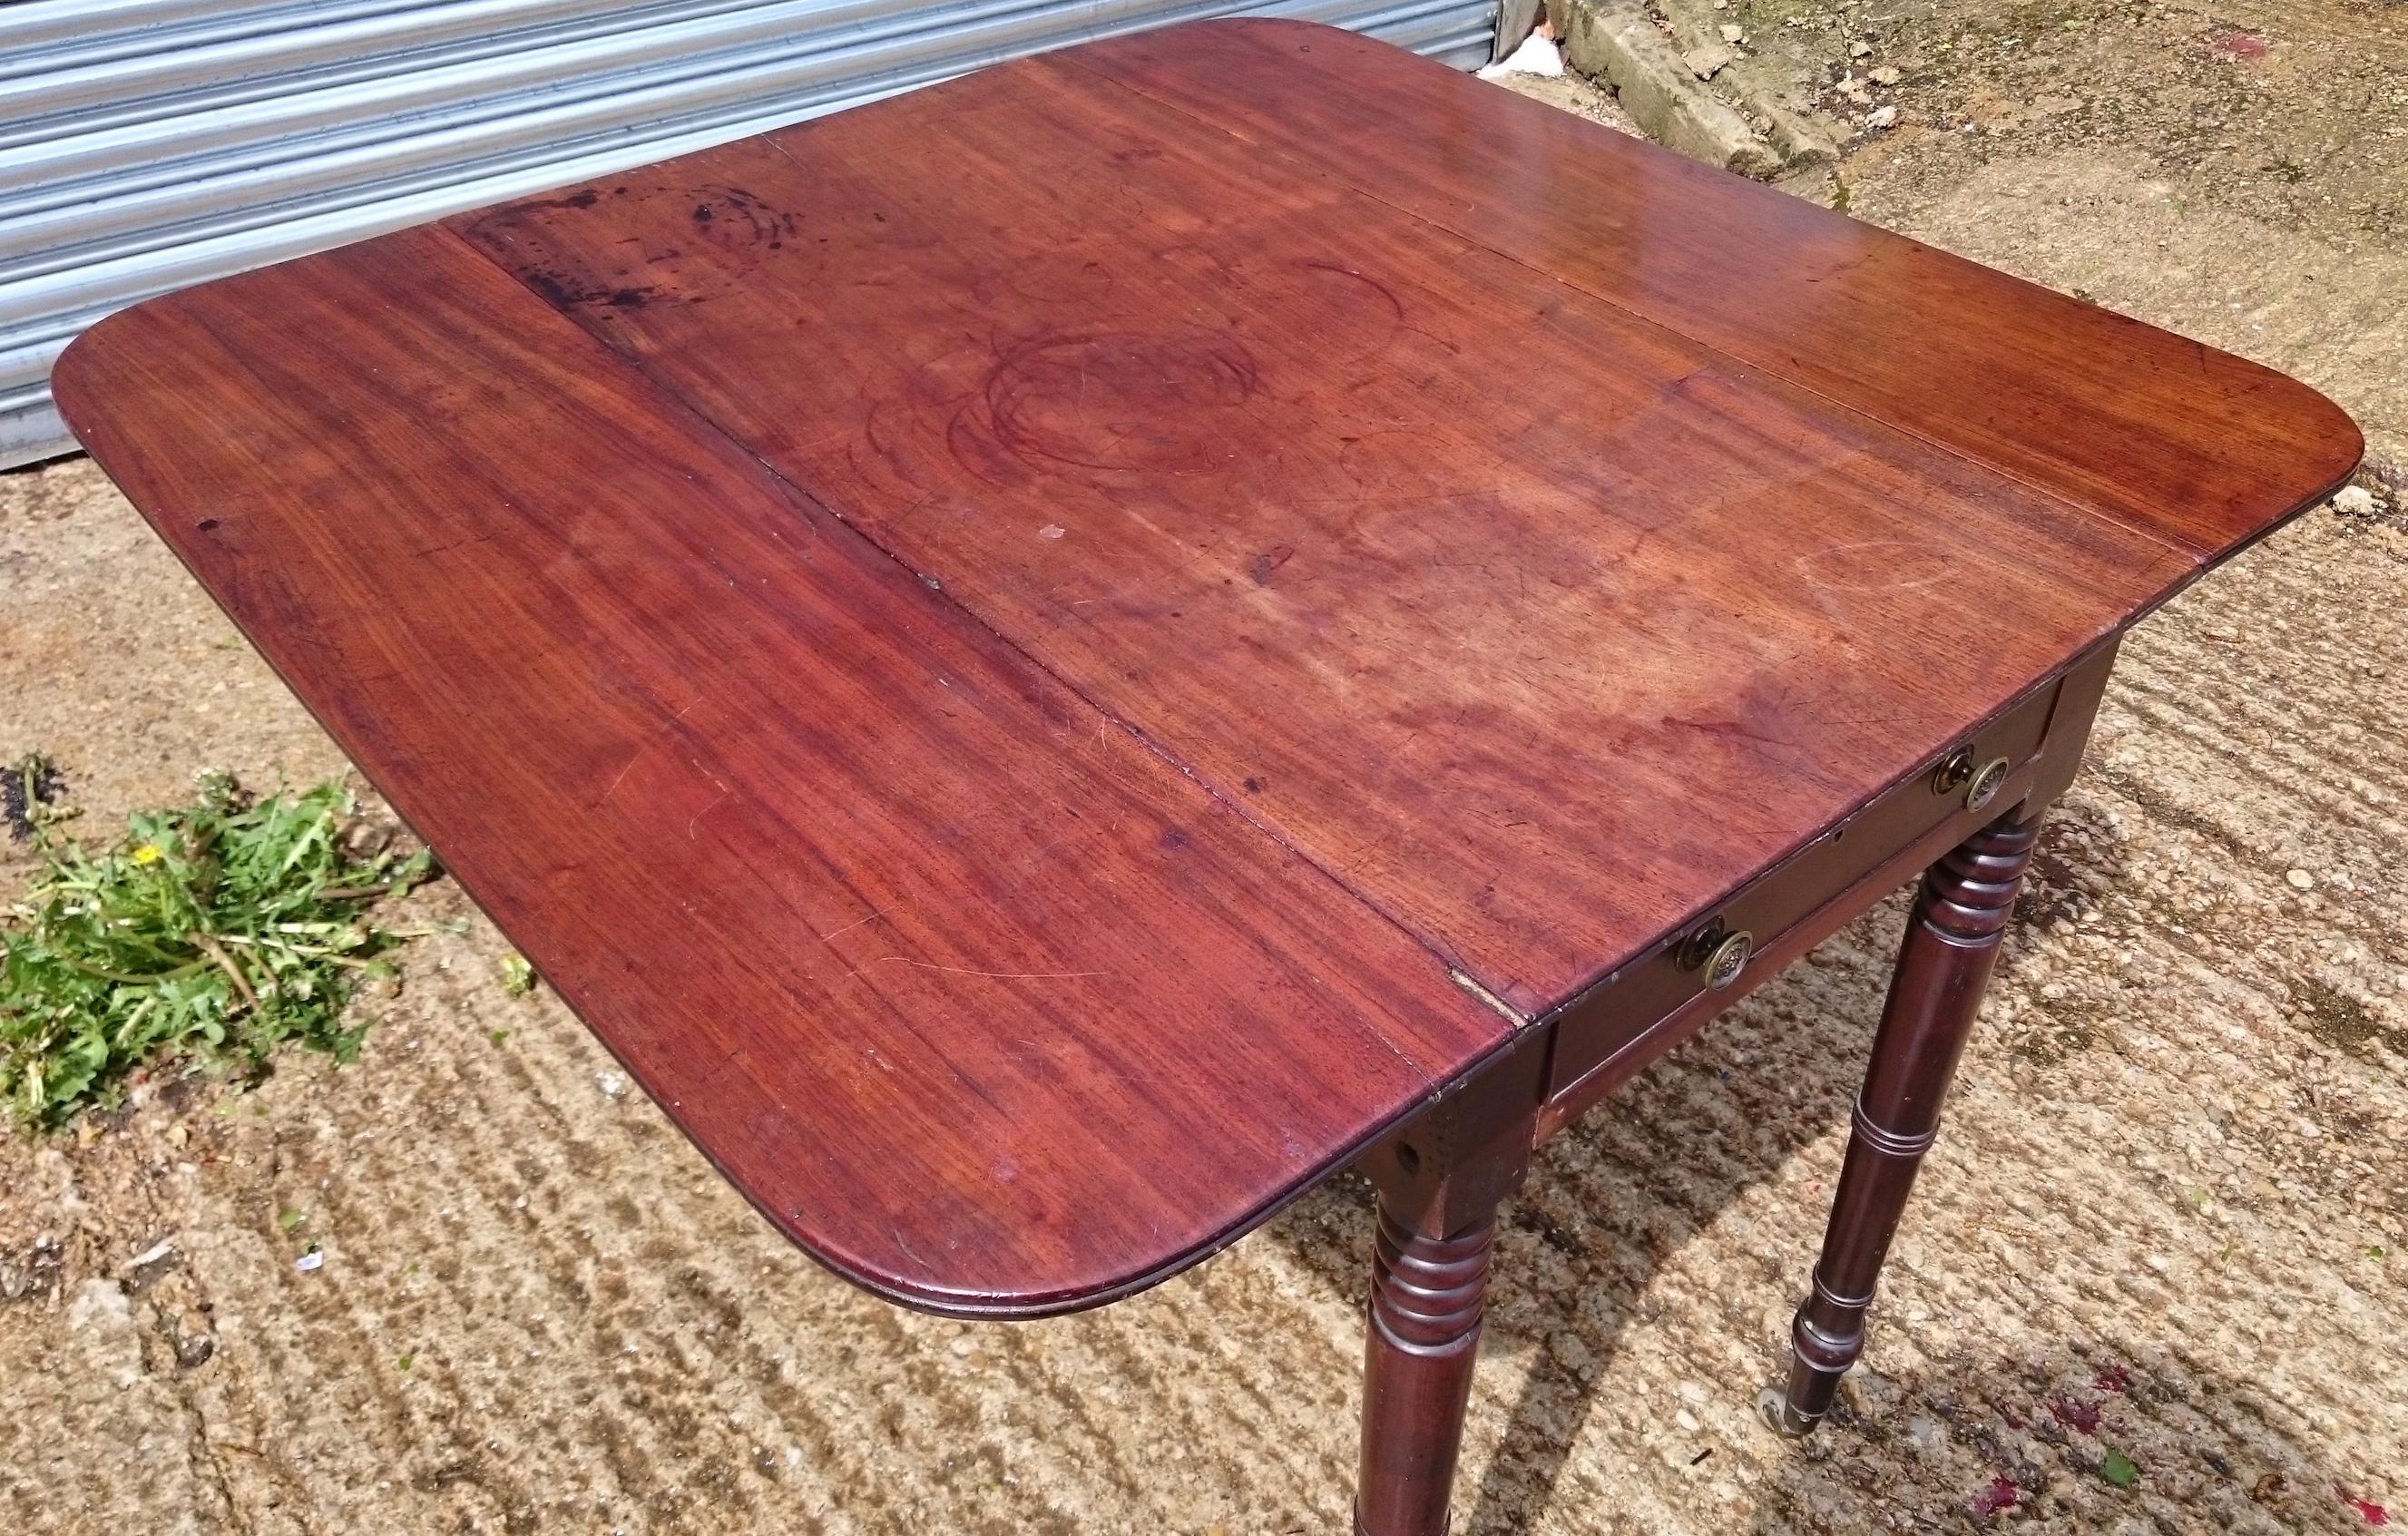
top-left (434, 223), bottom-right (1531, 1087)
top-left (438, 32), bottom-right (2218, 1044)
top-left (1047, 48), bottom-right (2215, 576)
top-left (1040, 44), bottom-right (2366, 1018)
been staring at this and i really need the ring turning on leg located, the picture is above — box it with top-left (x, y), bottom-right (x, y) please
top-left (1771, 808), bottom-right (2041, 1437)
top-left (1356, 1205), bottom-right (1497, 1536)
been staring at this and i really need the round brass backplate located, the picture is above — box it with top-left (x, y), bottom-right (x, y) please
top-left (1932, 747), bottom-right (1975, 797)
top-left (1964, 755), bottom-right (2012, 812)
top-left (1698, 930), bottom-right (1753, 991)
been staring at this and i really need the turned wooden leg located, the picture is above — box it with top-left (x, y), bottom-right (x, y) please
top-left (1353, 1042), bottom-right (1543, 1535)
top-left (1768, 807), bottom-right (2041, 1437)
top-left (1357, 1203), bottom-right (1496, 1536)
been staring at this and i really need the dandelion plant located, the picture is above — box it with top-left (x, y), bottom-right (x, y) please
top-left (0, 761), bottom-right (434, 1128)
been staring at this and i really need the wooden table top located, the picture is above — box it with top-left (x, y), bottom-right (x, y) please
top-left (54, 20), bottom-right (2358, 1316)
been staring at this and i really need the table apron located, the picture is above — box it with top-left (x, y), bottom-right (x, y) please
top-left (1533, 641), bottom-right (2116, 1141)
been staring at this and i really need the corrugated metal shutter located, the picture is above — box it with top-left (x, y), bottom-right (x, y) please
top-left (2, 0), bottom-right (1498, 467)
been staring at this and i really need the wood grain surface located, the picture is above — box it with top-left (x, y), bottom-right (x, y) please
top-left (449, 56), bottom-right (2199, 1015)
top-left (1065, 21), bottom-right (2363, 558)
top-left (51, 19), bottom-right (2359, 1313)
top-left (50, 228), bottom-right (1512, 1315)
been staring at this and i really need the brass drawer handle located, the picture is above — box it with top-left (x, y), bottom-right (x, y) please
top-left (1963, 755), bottom-right (2011, 812)
top-left (1934, 747), bottom-right (2012, 813)
top-left (1679, 920), bottom-right (1754, 991)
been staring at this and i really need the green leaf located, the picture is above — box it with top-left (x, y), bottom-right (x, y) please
top-left (278, 1208), bottom-right (305, 1231)
top-left (499, 954), bottom-right (535, 997)
top-left (2100, 1450), bottom-right (2139, 1489)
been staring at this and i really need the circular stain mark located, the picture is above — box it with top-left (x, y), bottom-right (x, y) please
top-left (684, 183), bottom-right (798, 252)
top-left (1793, 538), bottom-right (1958, 593)
top-left (982, 328), bottom-right (1260, 476)
top-left (1296, 259), bottom-right (1409, 363)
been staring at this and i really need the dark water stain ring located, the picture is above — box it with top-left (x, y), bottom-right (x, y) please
top-left (976, 328), bottom-right (1263, 477)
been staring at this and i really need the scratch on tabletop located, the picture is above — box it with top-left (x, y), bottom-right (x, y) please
top-left (855, 955), bottom-right (1111, 983)
top-left (891, 1226), bottom-right (933, 1270)
top-left (599, 696), bottom-right (706, 803)
top-left (680, 754), bottom-right (735, 838)
top-left (597, 757), bottom-right (641, 806)
top-left (817, 905), bottom-right (896, 944)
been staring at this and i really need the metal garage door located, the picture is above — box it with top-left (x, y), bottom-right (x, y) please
top-left (0, 0), bottom-right (1499, 467)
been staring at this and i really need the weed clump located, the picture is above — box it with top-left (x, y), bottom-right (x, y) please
top-left (0, 759), bottom-right (434, 1128)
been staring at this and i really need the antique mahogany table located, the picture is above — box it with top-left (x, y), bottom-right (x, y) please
top-left (53, 20), bottom-right (2358, 1532)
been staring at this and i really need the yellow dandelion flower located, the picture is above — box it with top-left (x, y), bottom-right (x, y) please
top-left (132, 844), bottom-right (163, 865)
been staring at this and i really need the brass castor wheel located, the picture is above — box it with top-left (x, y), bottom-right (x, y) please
top-left (1757, 1384), bottom-right (1820, 1440)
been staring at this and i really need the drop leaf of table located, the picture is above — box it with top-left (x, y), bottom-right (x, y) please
top-left (52, 21), bottom-right (2359, 1533)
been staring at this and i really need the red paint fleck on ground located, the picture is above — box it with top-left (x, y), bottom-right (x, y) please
top-left (2207, 26), bottom-right (2270, 60)
top-left (2096, 1365), bottom-right (2131, 1394)
top-left (2339, 1488), bottom-right (2391, 1525)
top-left (2051, 1395), bottom-right (2102, 1433)
top-left (1969, 1475), bottom-right (2021, 1517)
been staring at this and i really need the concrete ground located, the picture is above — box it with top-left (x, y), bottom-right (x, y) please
top-left (3, 0), bottom-right (2403, 1530)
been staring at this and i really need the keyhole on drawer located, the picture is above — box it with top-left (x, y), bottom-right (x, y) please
top-left (1933, 747), bottom-right (1976, 796)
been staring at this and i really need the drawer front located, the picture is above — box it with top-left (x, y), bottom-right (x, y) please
top-left (1542, 671), bottom-right (2068, 1100)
